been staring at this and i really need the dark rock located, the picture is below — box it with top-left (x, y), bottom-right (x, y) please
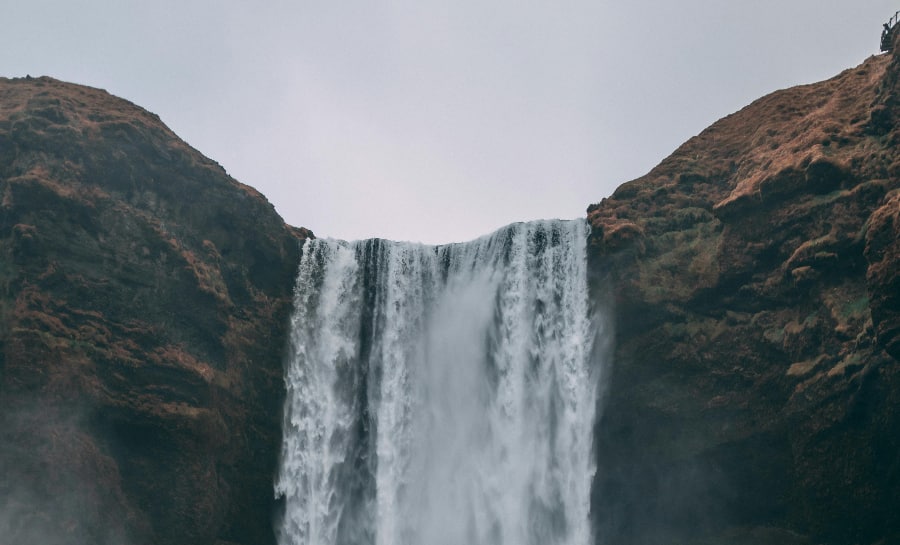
top-left (588, 46), bottom-right (900, 545)
top-left (4, 29), bottom-right (900, 545)
top-left (0, 76), bottom-right (308, 545)
top-left (865, 191), bottom-right (900, 360)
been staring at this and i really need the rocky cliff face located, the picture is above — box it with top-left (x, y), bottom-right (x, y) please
top-left (587, 35), bottom-right (900, 545)
top-left (0, 76), bottom-right (307, 545)
top-left (3, 33), bottom-right (900, 545)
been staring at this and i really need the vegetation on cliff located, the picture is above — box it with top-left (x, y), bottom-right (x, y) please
top-left (0, 76), bottom-right (307, 545)
top-left (587, 32), bottom-right (900, 545)
top-left (1, 25), bottom-right (900, 545)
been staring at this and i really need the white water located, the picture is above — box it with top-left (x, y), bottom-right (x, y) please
top-left (276, 219), bottom-right (602, 545)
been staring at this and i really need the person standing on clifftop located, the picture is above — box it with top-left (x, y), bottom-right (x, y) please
top-left (882, 22), bottom-right (893, 52)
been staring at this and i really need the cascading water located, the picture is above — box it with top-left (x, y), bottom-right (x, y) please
top-left (276, 219), bottom-right (602, 545)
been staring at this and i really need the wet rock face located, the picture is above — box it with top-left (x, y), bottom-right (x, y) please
top-left (0, 76), bottom-right (306, 545)
top-left (587, 41), bottom-right (900, 545)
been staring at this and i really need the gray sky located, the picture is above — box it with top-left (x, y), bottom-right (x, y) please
top-left (3, 1), bottom-right (896, 243)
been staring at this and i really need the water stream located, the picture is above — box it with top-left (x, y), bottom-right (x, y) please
top-left (276, 219), bottom-right (602, 545)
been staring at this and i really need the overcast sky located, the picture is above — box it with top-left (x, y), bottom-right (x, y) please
top-left (3, 1), bottom-right (897, 243)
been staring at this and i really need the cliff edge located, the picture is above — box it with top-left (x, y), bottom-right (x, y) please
top-left (0, 76), bottom-right (308, 545)
top-left (3, 26), bottom-right (900, 545)
top-left (587, 32), bottom-right (900, 545)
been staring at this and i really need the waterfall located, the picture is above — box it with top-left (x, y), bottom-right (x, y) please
top-left (275, 219), bottom-right (602, 545)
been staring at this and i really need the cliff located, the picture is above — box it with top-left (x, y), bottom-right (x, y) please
top-left (0, 76), bottom-right (307, 545)
top-left (587, 33), bottom-right (900, 545)
top-left (3, 30), bottom-right (900, 545)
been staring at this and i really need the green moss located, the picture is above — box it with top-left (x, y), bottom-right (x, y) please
top-left (802, 312), bottom-right (819, 328)
top-left (639, 220), bottom-right (721, 302)
top-left (764, 327), bottom-right (785, 345)
top-left (643, 207), bottom-right (715, 232)
top-left (841, 296), bottom-right (869, 318)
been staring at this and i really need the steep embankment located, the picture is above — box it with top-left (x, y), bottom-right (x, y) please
top-left (587, 36), bottom-right (900, 545)
top-left (0, 77), bottom-right (308, 545)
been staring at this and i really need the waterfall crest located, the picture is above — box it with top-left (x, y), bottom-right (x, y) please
top-left (276, 219), bottom-right (601, 545)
